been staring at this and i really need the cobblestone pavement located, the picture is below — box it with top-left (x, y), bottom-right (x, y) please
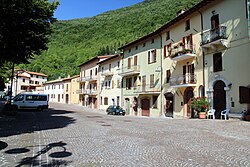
top-left (0, 102), bottom-right (250, 167)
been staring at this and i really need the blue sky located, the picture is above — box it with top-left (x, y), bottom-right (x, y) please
top-left (53, 0), bottom-right (144, 20)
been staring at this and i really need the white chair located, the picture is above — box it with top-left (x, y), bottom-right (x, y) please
top-left (221, 109), bottom-right (229, 120)
top-left (207, 109), bottom-right (215, 119)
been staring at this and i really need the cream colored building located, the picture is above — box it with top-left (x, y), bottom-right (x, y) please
top-left (119, 35), bottom-right (162, 117)
top-left (98, 54), bottom-right (122, 110)
top-left (200, 0), bottom-right (250, 117)
top-left (77, 55), bottom-right (113, 109)
top-left (63, 75), bottom-right (80, 104)
top-left (44, 78), bottom-right (64, 103)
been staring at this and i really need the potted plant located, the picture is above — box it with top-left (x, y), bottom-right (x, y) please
top-left (191, 96), bottom-right (210, 119)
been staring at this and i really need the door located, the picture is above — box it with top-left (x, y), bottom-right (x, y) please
top-left (183, 65), bottom-right (186, 84)
top-left (164, 93), bottom-right (174, 117)
top-left (66, 94), bottom-right (69, 104)
top-left (142, 76), bottom-right (146, 92)
top-left (141, 98), bottom-right (150, 116)
top-left (184, 87), bottom-right (194, 118)
top-left (213, 80), bottom-right (226, 119)
top-left (93, 98), bottom-right (97, 109)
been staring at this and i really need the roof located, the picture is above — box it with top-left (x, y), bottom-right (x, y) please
top-left (97, 54), bottom-right (121, 65)
top-left (78, 55), bottom-right (114, 67)
top-left (27, 71), bottom-right (47, 77)
top-left (62, 75), bottom-right (80, 81)
top-left (119, 0), bottom-right (215, 50)
top-left (44, 78), bottom-right (64, 84)
top-left (17, 74), bottom-right (30, 78)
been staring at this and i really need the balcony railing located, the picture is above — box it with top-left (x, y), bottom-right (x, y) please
top-left (76, 89), bottom-right (88, 94)
top-left (169, 74), bottom-right (197, 87)
top-left (201, 26), bottom-right (228, 46)
top-left (77, 75), bottom-right (98, 82)
top-left (118, 65), bottom-right (140, 76)
top-left (134, 84), bottom-right (161, 94)
top-left (101, 70), bottom-right (114, 76)
top-left (170, 44), bottom-right (196, 61)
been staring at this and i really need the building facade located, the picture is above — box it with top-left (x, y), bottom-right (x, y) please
top-left (44, 78), bottom-right (64, 103)
top-left (98, 54), bottom-right (122, 110)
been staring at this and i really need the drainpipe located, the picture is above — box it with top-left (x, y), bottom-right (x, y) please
top-left (198, 11), bottom-right (205, 96)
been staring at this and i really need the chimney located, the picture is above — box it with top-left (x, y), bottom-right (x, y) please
top-left (176, 9), bottom-right (185, 17)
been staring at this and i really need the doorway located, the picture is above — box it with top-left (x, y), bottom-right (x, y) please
top-left (164, 93), bottom-right (174, 117)
top-left (213, 80), bottom-right (226, 118)
top-left (184, 87), bottom-right (194, 118)
top-left (66, 94), bottom-right (69, 104)
top-left (141, 98), bottom-right (150, 116)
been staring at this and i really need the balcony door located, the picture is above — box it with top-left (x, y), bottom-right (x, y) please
top-left (188, 64), bottom-right (195, 83)
top-left (211, 14), bottom-right (219, 29)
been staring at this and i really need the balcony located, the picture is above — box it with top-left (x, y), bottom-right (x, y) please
top-left (170, 45), bottom-right (196, 61)
top-left (101, 70), bottom-right (114, 77)
top-left (169, 74), bottom-right (197, 88)
top-left (134, 84), bottom-right (161, 94)
top-left (87, 89), bottom-right (98, 96)
top-left (118, 65), bottom-right (140, 76)
top-left (77, 76), bottom-right (98, 82)
top-left (76, 89), bottom-right (88, 94)
top-left (201, 26), bottom-right (228, 49)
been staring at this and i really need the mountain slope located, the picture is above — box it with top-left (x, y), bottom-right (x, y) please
top-left (19, 0), bottom-right (201, 80)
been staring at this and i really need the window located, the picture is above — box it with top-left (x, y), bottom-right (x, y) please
top-left (128, 49), bottom-right (131, 53)
top-left (59, 85), bottom-right (60, 89)
top-left (102, 67), bottom-right (104, 73)
top-left (36, 75), bottom-right (38, 78)
top-left (23, 79), bottom-right (25, 83)
top-left (117, 79), bottom-right (121, 88)
top-left (128, 58), bottom-right (132, 69)
top-left (30, 74), bottom-right (33, 77)
top-left (148, 49), bottom-right (157, 64)
top-left (213, 52), bottom-right (222, 72)
top-left (35, 81), bottom-right (39, 84)
top-left (109, 64), bottom-right (111, 71)
top-left (100, 97), bottom-right (103, 105)
top-left (135, 46), bottom-right (138, 50)
top-left (166, 70), bottom-right (171, 83)
top-left (104, 97), bottom-right (108, 105)
top-left (152, 96), bottom-right (158, 109)
top-left (134, 76), bottom-right (137, 89)
top-left (117, 96), bottom-right (120, 106)
top-left (90, 70), bottom-right (92, 76)
top-left (151, 39), bottom-right (154, 43)
top-left (166, 31), bottom-right (170, 41)
top-left (167, 43), bottom-right (172, 56)
top-left (211, 14), bottom-right (219, 29)
top-left (117, 61), bottom-right (120, 68)
top-left (143, 43), bottom-right (146, 47)
top-left (239, 86), bottom-right (250, 103)
top-left (62, 94), bottom-right (64, 99)
top-left (126, 78), bottom-right (132, 90)
top-left (95, 68), bottom-right (98, 75)
top-left (150, 74), bottom-right (154, 88)
top-left (185, 19), bottom-right (190, 31)
top-left (163, 45), bottom-right (167, 58)
top-left (134, 56), bottom-right (137, 66)
top-left (66, 84), bottom-right (69, 92)
top-left (21, 86), bottom-right (26, 90)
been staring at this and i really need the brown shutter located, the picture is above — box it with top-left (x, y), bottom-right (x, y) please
top-left (134, 55), bottom-right (137, 66)
top-left (128, 58), bottom-right (131, 69)
top-left (182, 37), bottom-right (185, 49)
top-left (148, 51), bottom-right (150, 64)
top-left (150, 74), bottom-right (154, 88)
top-left (190, 34), bottom-right (193, 50)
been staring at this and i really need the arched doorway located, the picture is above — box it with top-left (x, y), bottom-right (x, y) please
top-left (141, 98), bottom-right (150, 116)
top-left (213, 80), bottom-right (226, 118)
top-left (164, 93), bottom-right (174, 117)
top-left (184, 87), bottom-right (194, 118)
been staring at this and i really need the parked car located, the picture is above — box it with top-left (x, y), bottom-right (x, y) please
top-left (106, 105), bottom-right (125, 116)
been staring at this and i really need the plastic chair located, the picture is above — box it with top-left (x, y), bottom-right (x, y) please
top-left (207, 109), bottom-right (215, 119)
top-left (221, 109), bottom-right (229, 120)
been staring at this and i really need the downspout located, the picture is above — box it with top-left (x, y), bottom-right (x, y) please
top-left (198, 10), bottom-right (205, 96)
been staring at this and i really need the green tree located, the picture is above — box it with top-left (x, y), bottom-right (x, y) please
top-left (0, 0), bottom-right (59, 65)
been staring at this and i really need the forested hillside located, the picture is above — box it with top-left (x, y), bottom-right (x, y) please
top-left (19, 0), bottom-right (201, 80)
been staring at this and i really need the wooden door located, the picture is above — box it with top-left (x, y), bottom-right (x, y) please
top-left (184, 87), bottom-right (194, 118)
top-left (213, 80), bottom-right (226, 119)
top-left (93, 98), bottom-right (97, 109)
top-left (164, 93), bottom-right (174, 117)
top-left (141, 98), bottom-right (150, 116)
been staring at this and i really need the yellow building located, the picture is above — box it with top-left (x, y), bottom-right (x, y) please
top-left (63, 75), bottom-right (80, 104)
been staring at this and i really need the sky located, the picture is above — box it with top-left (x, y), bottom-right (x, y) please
top-left (53, 0), bottom-right (144, 20)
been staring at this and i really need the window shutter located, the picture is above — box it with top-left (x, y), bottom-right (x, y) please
top-left (134, 56), bottom-right (137, 66)
top-left (148, 51), bottom-right (150, 64)
top-left (154, 49), bottom-right (157, 62)
top-left (190, 34), bottom-right (193, 50)
top-left (164, 45), bottom-right (167, 58)
top-left (182, 37), bottom-right (185, 49)
top-left (169, 43), bottom-right (172, 56)
top-left (128, 58), bottom-right (131, 69)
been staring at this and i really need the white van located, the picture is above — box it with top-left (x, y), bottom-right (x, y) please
top-left (12, 93), bottom-right (49, 111)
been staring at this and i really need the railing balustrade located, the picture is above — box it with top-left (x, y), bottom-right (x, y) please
top-left (201, 26), bottom-right (227, 45)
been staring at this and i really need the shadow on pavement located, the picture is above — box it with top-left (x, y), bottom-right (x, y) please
top-left (0, 108), bottom-right (76, 137)
top-left (0, 141), bottom-right (8, 150)
top-left (5, 141), bottom-right (72, 167)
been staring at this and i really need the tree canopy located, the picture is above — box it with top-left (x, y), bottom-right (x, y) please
top-left (0, 0), bottom-right (58, 65)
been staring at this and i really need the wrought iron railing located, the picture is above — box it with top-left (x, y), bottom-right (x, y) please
top-left (134, 84), bottom-right (161, 93)
top-left (118, 65), bottom-right (140, 75)
top-left (169, 74), bottom-right (196, 86)
top-left (201, 26), bottom-right (227, 45)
